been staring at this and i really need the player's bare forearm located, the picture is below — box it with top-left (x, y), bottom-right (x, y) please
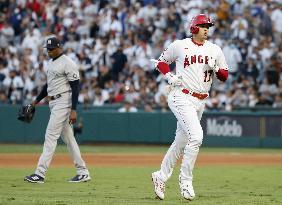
top-left (34, 83), bottom-right (48, 105)
top-left (31, 101), bottom-right (37, 107)
top-left (69, 110), bottom-right (77, 124)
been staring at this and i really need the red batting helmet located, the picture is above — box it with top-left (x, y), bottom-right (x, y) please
top-left (190, 14), bottom-right (214, 34)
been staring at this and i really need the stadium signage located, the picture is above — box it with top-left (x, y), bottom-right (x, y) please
top-left (206, 118), bottom-right (243, 137)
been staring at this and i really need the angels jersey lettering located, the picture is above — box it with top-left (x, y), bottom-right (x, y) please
top-left (159, 38), bottom-right (228, 93)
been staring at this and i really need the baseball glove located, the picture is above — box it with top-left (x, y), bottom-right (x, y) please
top-left (17, 104), bottom-right (35, 123)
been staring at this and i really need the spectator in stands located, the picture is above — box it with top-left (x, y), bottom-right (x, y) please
top-left (144, 103), bottom-right (154, 112)
top-left (2, 70), bottom-right (24, 104)
top-left (0, 0), bottom-right (281, 112)
top-left (118, 100), bottom-right (137, 113)
top-left (93, 87), bottom-right (105, 106)
top-left (223, 42), bottom-right (242, 81)
top-left (273, 93), bottom-right (282, 108)
top-left (115, 88), bottom-right (125, 103)
top-left (97, 65), bottom-right (112, 89)
top-left (110, 45), bottom-right (128, 80)
top-left (230, 14), bottom-right (248, 40)
top-left (242, 58), bottom-right (259, 82)
top-left (259, 77), bottom-right (278, 96)
top-left (256, 92), bottom-right (273, 106)
top-left (216, 0), bottom-right (230, 25)
top-left (158, 94), bottom-right (169, 112)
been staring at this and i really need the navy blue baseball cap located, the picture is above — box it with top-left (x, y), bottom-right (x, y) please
top-left (44, 37), bottom-right (61, 49)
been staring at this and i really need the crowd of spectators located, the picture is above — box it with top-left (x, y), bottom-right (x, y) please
top-left (0, 0), bottom-right (281, 112)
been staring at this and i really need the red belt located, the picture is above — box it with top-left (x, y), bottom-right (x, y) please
top-left (182, 89), bottom-right (208, 100)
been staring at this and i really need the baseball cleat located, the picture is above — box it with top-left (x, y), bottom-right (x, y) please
top-left (68, 174), bottom-right (91, 182)
top-left (24, 174), bottom-right (44, 183)
top-left (151, 172), bottom-right (165, 200)
top-left (179, 176), bottom-right (195, 200)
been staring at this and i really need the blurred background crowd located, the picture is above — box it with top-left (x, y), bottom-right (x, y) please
top-left (0, 0), bottom-right (281, 112)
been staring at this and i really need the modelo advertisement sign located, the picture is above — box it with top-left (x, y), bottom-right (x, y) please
top-left (201, 115), bottom-right (260, 138)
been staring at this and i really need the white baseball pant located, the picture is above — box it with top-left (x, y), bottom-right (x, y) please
top-left (35, 92), bottom-right (89, 178)
top-left (156, 87), bottom-right (206, 183)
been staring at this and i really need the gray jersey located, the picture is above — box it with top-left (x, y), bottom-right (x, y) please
top-left (46, 54), bottom-right (80, 96)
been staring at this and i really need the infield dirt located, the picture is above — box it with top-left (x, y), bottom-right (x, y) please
top-left (0, 152), bottom-right (281, 167)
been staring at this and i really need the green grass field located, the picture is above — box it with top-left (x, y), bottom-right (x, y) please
top-left (0, 145), bottom-right (282, 205)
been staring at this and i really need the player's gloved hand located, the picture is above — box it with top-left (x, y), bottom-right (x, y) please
top-left (208, 57), bottom-right (219, 72)
top-left (164, 72), bottom-right (183, 87)
top-left (17, 104), bottom-right (36, 123)
top-left (150, 59), bottom-right (182, 87)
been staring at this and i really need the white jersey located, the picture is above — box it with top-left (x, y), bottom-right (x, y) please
top-left (46, 54), bottom-right (80, 96)
top-left (159, 38), bottom-right (228, 93)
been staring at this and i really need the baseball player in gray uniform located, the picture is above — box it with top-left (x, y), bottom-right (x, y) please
top-left (24, 36), bottom-right (90, 183)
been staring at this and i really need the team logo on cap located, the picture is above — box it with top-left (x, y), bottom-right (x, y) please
top-left (48, 40), bottom-right (51, 44)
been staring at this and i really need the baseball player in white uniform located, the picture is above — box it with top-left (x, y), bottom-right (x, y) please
top-left (151, 14), bottom-right (228, 200)
top-left (24, 36), bottom-right (90, 183)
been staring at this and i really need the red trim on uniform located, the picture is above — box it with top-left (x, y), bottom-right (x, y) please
top-left (216, 68), bottom-right (228, 82)
top-left (191, 38), bottom-right (204, 46)
top-left (157, 61), bottom-right (170, 75)
top-left (182, 89), bottom-right (209, 100)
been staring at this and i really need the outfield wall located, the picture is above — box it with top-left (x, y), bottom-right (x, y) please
top-left (0, 105), bottom-right (282, 148)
